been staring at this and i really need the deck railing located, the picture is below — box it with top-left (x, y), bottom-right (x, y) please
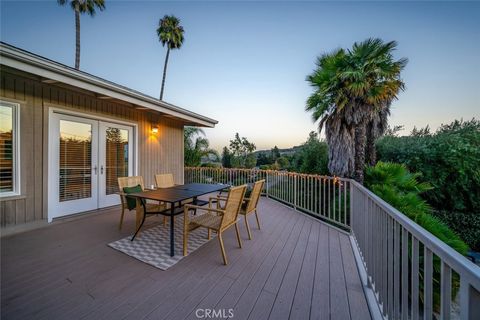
top-left (184, 167), bottom-right (480, 319)
top-left (184, 167), bottom-right (350, 229)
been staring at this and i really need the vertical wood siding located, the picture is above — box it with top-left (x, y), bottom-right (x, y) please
top-left (0, 69), bottom-right (185, 227)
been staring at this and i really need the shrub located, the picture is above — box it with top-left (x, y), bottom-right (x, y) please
top-left (365, 162), bottom-right (469, 312)
top-left (365, 162), bottom-right (468, 255)
top-left (376, 119), bottom-right (480, 250)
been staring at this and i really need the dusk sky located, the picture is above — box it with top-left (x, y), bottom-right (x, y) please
top-left (1, 1), bottom-right (479, 151)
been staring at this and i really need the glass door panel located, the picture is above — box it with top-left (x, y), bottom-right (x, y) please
top-left (98, 122), bottom-right (133, 207)
top-left (59, 120), bottom-right (93, 202)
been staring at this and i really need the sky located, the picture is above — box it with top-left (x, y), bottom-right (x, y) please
top-left (1, 1), bottom-right (479, 151)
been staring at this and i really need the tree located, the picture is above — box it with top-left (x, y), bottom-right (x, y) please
top-left (271, 146), bottom-right (280, 160)
top-left (184, 127), bottom-right (218, 167)
top-left (306, 38), bottom-right (407, 183)
top-left (221, 147), bottom-right (232, 168)
top-left (291, 131), bottom-right (328, 175)
top-left (228, 133), bottom-right (256, 168)
top-left (157, 15), bottom-right (185, 100)
top-left (345, 39), bottom-right (407, 182)
top-left (57, 0), bottom-right (105, 70)
top-left (306, 48), bottom-right (356, 177)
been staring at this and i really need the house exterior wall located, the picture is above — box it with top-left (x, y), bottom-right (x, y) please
top-left (0, 68), bottom-right (185, 228)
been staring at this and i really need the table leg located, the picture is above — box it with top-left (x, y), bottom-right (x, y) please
top-left (170, 203), bottom-right (175, 257)
top-left (135, 198), bottom-right (144, 231)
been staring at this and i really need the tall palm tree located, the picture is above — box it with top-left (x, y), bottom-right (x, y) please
top-left (306, 39), bottom-right (407, 183)
top-left (157, 15), bottom-right (185, 100)
top-left (343, 39), bottom-right (407, 183)
top-left (57, 0), bottom-right (105, 70)
top-left (306, 49), bottom-right (356, 177)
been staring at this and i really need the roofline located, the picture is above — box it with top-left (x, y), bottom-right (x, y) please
top-left (0, 42), bottom-right (218, 127)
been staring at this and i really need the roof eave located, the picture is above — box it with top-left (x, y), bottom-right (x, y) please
top-left (0, 43), bottom-right (218, 128)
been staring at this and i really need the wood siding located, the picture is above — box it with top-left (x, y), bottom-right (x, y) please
top-left (0, 68), bottom-right (185, 228)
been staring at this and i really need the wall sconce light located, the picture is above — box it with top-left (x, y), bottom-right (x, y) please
top-left (151, 125), bottom-right (159, 134)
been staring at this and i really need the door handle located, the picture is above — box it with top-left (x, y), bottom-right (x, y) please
top-left (93, 165), bottom-right (98, 175)
top-left (101, 165), bottom-right (104, 175)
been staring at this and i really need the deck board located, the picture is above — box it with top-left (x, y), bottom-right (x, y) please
top-left (1, 197), bottom-right (371, 320)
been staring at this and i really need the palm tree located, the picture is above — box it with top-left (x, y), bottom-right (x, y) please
top-left (306, 49), bottom-right (356, 177)
top-left (184, 127), bottom-right (219, 167)
top-left (343, 39), bottom-right (407, 183)
top-left (157, 15), bottom-right (185, 100)
top-left (57, 0), bottom-right (105, 70)
top-left (306, 39), bottom-right (407, 183)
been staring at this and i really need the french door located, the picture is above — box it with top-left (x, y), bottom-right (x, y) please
top-left (48, 112), bottom-right (134, 221)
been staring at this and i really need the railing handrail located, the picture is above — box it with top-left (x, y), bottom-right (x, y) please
top-left (184, 167), bottom-right (350, 181)
top-left (350, 179), bottom-right (480, 290)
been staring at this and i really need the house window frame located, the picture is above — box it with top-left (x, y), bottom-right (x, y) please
top-left (0, 100), bottom-right (20, 197)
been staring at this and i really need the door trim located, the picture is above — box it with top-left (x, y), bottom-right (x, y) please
top-left (47, 108), bottom-right (138, 222)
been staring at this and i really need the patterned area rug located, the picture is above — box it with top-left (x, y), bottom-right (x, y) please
top-left (108, 215), bottom-right (214, 270)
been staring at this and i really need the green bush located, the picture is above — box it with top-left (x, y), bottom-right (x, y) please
top-left (365, 162), bottom-right (469, 311)
top-left (376, 119), bottom-right (480, 250)
top-left (365, 162), bottom-right (468, 255)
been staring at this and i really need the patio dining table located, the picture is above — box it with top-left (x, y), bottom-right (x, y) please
top-left (127, 183), bottom-right (229, 257)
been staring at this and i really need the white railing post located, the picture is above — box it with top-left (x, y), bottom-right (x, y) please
top-left (293, 174), bottom-right (297, 210)
top-left (266, 171), bottom-right (269, 198)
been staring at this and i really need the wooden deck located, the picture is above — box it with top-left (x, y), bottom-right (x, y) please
top-left (1, 197), bottom-right (371, 320)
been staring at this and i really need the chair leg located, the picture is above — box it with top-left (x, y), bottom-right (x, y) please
top-left (218, 232), bottom-right (228, 265)
top-left (235, 223), bottom-right (243, 248)
top-left (119, 207), bottom-right (125, 230)
top-left (244, 215), bottom-right (252, 240)
top-left (208, 229), bottom-right (211, 240)
top-left (255, 209), bottom-right (261, 229)
top-left (183, 228), bottom-right (189, 256)
top-left (163, 216), bottom-right (167, 226)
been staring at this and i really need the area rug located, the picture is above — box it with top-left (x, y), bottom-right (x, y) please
top-left (108, 215), bottom-right (214, 270)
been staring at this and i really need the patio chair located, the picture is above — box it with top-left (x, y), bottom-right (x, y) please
top-left (239, 179), bottom-right (265, 239)
top-left (214, 180), bottom-right (265, 240)
top-left (117, 176), bottom-right (166, 230)
top-left (183, 185), bottom-right (247, 265)
top-left (155, 173), bottom-right (175, 188)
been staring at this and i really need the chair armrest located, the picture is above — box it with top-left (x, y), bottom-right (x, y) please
top-left (208, 196), bottom-right (227, 210)
top-left (184, 204), bottom-right (225, 214)
top-left (117, 192), bottom-right (128, 197)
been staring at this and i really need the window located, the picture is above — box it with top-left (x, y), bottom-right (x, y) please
top-left (0, 101), bottom-right (19, 196)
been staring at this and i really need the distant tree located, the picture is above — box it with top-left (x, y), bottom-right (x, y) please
top-left (384, 124), bottom-right (404, 137)
top-left (292, 132), bottom-right (329, 175)
top-left (256, 152), bottom-right (273, 166)
top-left (228, 133), bottom-right (256, 168)
top-left (221, 147), bottom-right (232, 168)
top-left (245, 154), bottom-right (257, 169)
top-left (184, 127), bottom-right (218, 167)
top-left (157, 15), bottom-right (185, 100)
top-left (57, 0), bottom-right (105, 69)
top-left (276, 156), bottom-right (290, 169)
top-left (271, 146), bottom-right (280, 160)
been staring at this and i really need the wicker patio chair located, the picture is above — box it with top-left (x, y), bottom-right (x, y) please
top-left (183, 184), bottom-right (247, 265)
top-left (117, 176), bottom-right (166, 230)
top-left (155, 173), bottom-right (175, 188)
top-left (214, 180), bottom-right (265, 240)
top-left (239, 179), bottom-right (265, 239)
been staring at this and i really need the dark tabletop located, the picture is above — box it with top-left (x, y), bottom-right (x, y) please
top-left (129, 183), bottom-right (229, 203)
